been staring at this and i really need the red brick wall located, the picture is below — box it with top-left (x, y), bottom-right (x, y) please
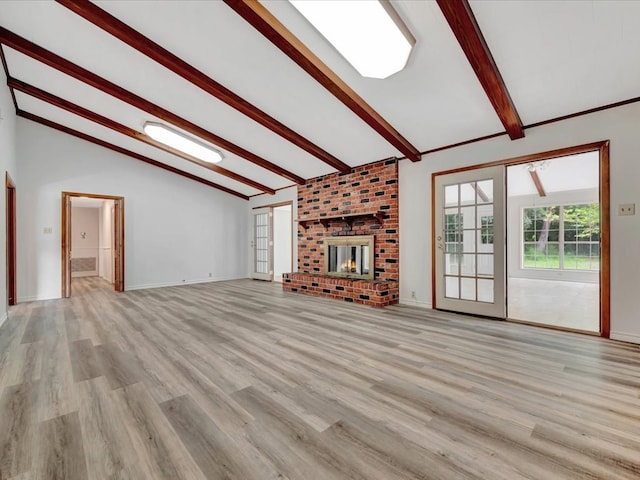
top-left (283, 158), bottom-right (399, 306)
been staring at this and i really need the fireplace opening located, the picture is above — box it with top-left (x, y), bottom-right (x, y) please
top-left (324, 235), bottom-right (374, 280)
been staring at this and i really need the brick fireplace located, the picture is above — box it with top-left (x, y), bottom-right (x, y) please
top-left (283, 158), bottom-right (399, 307)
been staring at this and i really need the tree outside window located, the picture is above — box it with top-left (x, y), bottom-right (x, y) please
top-left (522, 203), bottom-right (599, 270)
top-left (445, 212), bottom-right (462, 265)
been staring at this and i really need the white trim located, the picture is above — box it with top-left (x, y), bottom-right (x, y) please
top-left (126, 274), bottom-right (248, 291)
top-left (610, 331), bottom-right (640, 345)
top-left (0, 312), bottom-right (7, 330)
top-left (18, 294), bottom-right (60, 302)
top-left (17, 275), bottom-right (249, 301)
top-left (399, 298), bottom-right (432, 309)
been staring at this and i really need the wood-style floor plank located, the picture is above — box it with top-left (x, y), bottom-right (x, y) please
top-left (20, 307), bottom-right (47, 345)
top-left (0, 276), bottom-right (639, 479)
top-left (94, 342), bottom-right (142, 390)
top-left (68, 339), bottom-right (101, 383)
top-left (37, 309), bottom-right (77, 422)
top-left (76, 376), bottom-right (147, 480)
top-left (160, 394), bottom-right (287, 480)
top-left (0, 382), bottom-right (38, 479)
top-left (110, 382), bottom-right (206, 480)
top-left (33, 412), bottom-right (88, 480)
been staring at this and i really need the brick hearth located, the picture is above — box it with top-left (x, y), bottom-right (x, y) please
top-left (283, 272), bottom-right (398, 307)
top-left (283, 158), bottom-right (399, 307)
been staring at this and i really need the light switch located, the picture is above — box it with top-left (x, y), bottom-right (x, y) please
top-left (43, 227), bottom-right (53, 234)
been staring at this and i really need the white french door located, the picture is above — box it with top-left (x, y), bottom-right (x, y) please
top-left (251, 207), bottom-right (273, 281)
top-left (434, 166), bottom-right (506, 318)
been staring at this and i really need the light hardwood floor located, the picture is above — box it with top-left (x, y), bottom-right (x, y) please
top-left (1, 277), bottom-right (639, 479)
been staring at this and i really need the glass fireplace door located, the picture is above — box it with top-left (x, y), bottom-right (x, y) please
top-left (324, 235), bottom-right (374, 279)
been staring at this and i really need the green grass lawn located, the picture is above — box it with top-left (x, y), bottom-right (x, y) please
top-left (523, 255), bottom-right (599, 270)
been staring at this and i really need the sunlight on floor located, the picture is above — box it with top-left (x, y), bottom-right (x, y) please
top-left (508, 277), bottom-right (599, 332)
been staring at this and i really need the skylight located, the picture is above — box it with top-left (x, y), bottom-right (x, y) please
top-left (143, 122), bottom-right (224, 164)
top-left (289, 0), bottom-right (415, 79)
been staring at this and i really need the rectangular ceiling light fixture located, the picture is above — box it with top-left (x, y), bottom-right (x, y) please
top-left (289, 0), bottom-right (415, 79)
top-left (143, 122), bottom-right (224, 164)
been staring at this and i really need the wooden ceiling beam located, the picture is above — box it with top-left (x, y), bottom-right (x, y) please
top-left (223, 0), bottom-right (422, 162)
top-left (529, 170), bottom-right (546, 197)
top-left (9, 77), bottom-right (275, 194)
top-left (17, 110), bottom-right (250, 200)
top-left (472, 183), bottom-right (489, 202)
top-left (55, 0), bottom-right (351, 174)
top-left (436, 0), bottom-right (524, 140)
top-left (0, 26), bottom-right (304, 185)
top-left (0, 45), bottom-right (18, 112)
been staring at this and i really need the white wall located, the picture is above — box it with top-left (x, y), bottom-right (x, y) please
top-left (273, 204), bottom-right (292, 282)
top-left (248, 186), bottom-right (297, 277)
top-left (0, 72), bottom-right (18, 327)
top-left (98, 199), bottom-right (114, 284)
top-left (16, 118), bottom-right (249, 301)
top-left (400, 101), bottom-right (640, 344)
top-left (70, 206), bottom-right (99, 277)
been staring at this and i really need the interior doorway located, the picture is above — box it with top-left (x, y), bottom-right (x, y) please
top-left (432, 141), bottom-right (610, 337)
top-left (61, 191), bottom-right (124, 297)
top-left (6, 173), bottom-right (16, 306)
top-left (250, 201), bottom-right (293, 282)
top-left (507, 152), bottom-right (600, 332)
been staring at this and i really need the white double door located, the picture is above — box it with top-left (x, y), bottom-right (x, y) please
top-left (434, 166), bottom-right (506, 318)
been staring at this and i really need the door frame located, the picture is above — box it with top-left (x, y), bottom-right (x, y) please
top-left (251, 200), bottom-right (294, 281)
top-left (6, 172), bottom-right (16, 306)
top-left (432, 140), bottom-right (610, 337)
top-left (61, 191), bottom-right (125, 297)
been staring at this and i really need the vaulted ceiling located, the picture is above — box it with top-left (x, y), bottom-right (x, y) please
top-left (1, 1), bottom-right (639, 200)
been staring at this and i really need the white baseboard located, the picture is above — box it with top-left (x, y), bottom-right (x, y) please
top-left (610, 331), bottom-right (640, 345)
top-left (18, 294), bottom-right (60, 302)
top-left (399, 297), bottom-right (432, 309)
top-left (0, 312), bottom-right (7, 330)
top-left (126, 274), bottom-right (248, 291)
top-left (17, 276), bottom-right (249, 300)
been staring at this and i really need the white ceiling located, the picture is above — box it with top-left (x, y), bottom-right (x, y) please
top-left (472, 0), bottom-right (640, 125)
top-left (507, 151), bottom-right (599, 197)
top-left (1, 1), bottom-right (638, 199)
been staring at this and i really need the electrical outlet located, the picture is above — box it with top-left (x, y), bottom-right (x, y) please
top-left (411, 291), bottom-right (416, 299)
top-left (43, 227), bottom-right (53, 234)
top-left (618, 204), bottom-right (635, 216)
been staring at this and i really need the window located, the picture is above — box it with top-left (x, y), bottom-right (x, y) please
top-left (480, 215), bottom-right (494, 244)
top-left (445, 212), bottom-right (462, 265)
top-left (522, 203), bottom-right (599, 271)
